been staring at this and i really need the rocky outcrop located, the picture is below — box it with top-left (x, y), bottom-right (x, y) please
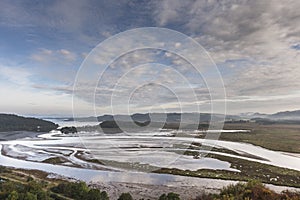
top-left (60, 126), bottom-right (77, 134)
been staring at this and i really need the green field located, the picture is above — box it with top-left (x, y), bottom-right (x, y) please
top-left (220, 122), bottom-right (300, 153)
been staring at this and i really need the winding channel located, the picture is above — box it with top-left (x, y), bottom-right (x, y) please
top-left (0, 127), bottom-right (300, 189)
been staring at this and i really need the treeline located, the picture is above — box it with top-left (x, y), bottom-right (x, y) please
top-left (51, 181), bottom-right (109, 200)
top-left (0, 114), bottom-right (58, 132)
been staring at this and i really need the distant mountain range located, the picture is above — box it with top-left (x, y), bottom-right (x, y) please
top-left (66, 113), bottom-right (231, 123)
top-left (269, 110), bottom-right (300, 120)
top-left (65, 109), bottom-right (300, 123)
top-left (239, 110), bottom-right (300, 120)
top-left (1, 109), bottom-right (299, 133)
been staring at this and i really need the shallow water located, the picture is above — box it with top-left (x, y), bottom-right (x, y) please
top-left (0, 130), bottom-right (239, 172)
top-left (0, 123), bottom-right (300, 187)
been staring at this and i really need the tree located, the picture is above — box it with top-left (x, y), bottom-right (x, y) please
top-left (118, 192), bottom-right (133, 200)
top-left (100, 191), bottom-right (109, 200)
top-left (75, 181), bottom-right (89, 199)
top-left (159, 194), bottom-right (168, 200)
top-left (87, 190), bottom-right (109, 200)
top-left (51, 182), bottom-right (109, 200)
top-left (159, 192), bottom-right (180, 200)
top-left (7, 190), bottom-right (19, 200)
top-left (24, 192), bottom-right (37, 200)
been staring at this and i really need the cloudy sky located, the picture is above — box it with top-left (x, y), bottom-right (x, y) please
top-left (0, 0), bottom-right (299, 116)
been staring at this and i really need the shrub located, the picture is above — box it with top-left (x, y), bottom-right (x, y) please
top-left (159, 192), bottom-right (180, 200)
top-left (118, 192), bottom-right (133, 200)
top-left (51, 181), bottom-right (109, 200)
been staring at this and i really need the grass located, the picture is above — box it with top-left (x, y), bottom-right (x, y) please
top-left (42, 156), bottom-right (68, 164)
top-left (219, 122), bottom-right (300, 153)
top-left (0, 167), bottom-right (71, 199)
top-left (0, 166), bottom-right (111, 200)
top-left (154, 153), bottom-right (300, 188)
top-left (196, 180), bottom-right (300, 200)
top-left (75, 150), bottom-right (164, 172)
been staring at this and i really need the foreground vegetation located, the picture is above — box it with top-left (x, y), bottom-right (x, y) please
top-left (196, 180), bottom-right (300, 200)
top-left (1, 166), bottom-right (300, 200)
top-left (51, 181), bottom-right (109, 200)
top-left (0, 166), bottom-right (179, 200)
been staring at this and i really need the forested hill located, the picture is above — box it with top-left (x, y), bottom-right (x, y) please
top-left (0, 114), bottom-right (58, 132)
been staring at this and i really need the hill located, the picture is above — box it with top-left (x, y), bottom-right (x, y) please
top-left (67, 112), bottom-right (231, 123)
top-left (0, 114), bottom-right (58, 132)
top-left (269, 110), bottom-right (300, 120)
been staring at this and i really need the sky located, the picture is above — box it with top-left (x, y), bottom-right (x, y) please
top-left (0, 0), bottom-right (299, 117)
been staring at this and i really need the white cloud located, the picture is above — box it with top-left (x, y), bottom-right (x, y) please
top-left (0, 64), bottom-right (76, 116)
top-left (152, 0), bottom-right (300, 113)
top-left (58, 49), bottom-right (76, 61)
top-left (1, 0), bottom-right (299, 115)
top-left (31, 48), bottom-right (77, 63)
top-left (0, 65), bottom-right (31, 85)
top-left (0, 84), bottom-right (74, 116)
